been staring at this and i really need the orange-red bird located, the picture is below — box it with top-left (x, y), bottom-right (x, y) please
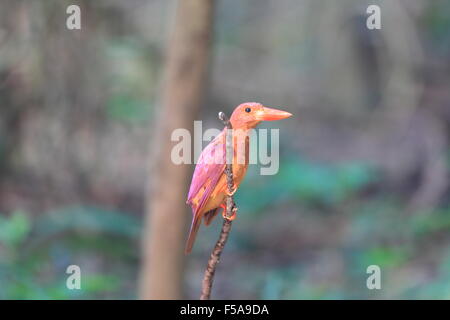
top-left (185, 102), bottom-right (292, 253)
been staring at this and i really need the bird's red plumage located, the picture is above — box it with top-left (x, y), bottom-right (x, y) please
top-left (185, 103), bottom-right (292, 253)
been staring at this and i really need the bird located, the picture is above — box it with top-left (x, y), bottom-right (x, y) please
top-left (185, 102), bottom-right (292, 254)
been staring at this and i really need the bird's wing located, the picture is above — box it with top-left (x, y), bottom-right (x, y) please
top-left (187, 131), bottom-right (226, 216)
top-left (185, 131), bottom-right (226, 254)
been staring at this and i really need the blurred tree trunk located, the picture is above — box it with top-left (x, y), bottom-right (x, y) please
top-left (139, 0), bottom-right (215, 299)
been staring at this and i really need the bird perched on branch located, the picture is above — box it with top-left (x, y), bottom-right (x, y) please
top-left (185, 102), bottom-right (292, 254)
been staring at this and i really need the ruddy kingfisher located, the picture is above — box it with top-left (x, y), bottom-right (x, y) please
top-left (185, 102), bottom-right (292, 253)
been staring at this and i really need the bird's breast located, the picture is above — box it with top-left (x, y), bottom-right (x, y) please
top-left (193, 129), bottom-right (252, 214)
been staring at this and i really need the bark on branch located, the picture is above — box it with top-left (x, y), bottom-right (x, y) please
top-left (200, 111), bottom-right (237, 300)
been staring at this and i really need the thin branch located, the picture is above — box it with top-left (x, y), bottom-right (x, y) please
top-left (200, 111), bottom-right (237, 300)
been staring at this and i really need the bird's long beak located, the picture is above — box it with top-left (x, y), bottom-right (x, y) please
top-left (258, 106), bottom-right (292, 121)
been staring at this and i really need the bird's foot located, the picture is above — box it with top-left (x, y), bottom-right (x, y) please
top-left (225, 185), bottom-right (237, 197)
top-left (222, 208), bottom-right (237, 221)
top-left (220, 203), bottom-right (237, 221)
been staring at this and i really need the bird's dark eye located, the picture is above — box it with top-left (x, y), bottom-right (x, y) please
top-left (245, 107), bottom-right (251, 113)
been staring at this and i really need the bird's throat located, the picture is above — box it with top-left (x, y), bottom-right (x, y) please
top-left (231, 128), bottom-right (251, 166)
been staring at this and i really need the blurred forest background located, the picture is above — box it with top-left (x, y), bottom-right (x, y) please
top-left (1, 0), bottom-right (450, 299)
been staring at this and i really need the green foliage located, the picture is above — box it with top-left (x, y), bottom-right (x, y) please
top-left (104, 39), bottom-right (157, 125)
top-left (0, 206), bottom-right (140, 299)
top-left (0, 211), bottom-right (31, 248)
top-left (231, 178), bottom-right (450, 300)
top-left (412, 209), bottom-right (450, 236)
top-left (236, 157), bottom-right (375, 214)
top-left (106, 93), bottom-right (152, 125)
top-left (278, 159), bottom-right (375, 205)
top-left (424, 2), bottom-right (450, 53)
top-left (360, 247), bottom-right (410, 269)
top-left (34, 205), bottom-right (140, 238)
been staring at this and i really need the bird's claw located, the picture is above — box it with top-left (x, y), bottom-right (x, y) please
top-left (225, 185), bottom-right (237, 197)
top-left (222, 208), bottom-right (237, 221)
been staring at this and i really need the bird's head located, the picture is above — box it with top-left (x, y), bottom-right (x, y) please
top-left (229, 102), bottom-right (292, 129)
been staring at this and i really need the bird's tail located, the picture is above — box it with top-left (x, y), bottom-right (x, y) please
top-left (185, 214), bottom-right (202, 254)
